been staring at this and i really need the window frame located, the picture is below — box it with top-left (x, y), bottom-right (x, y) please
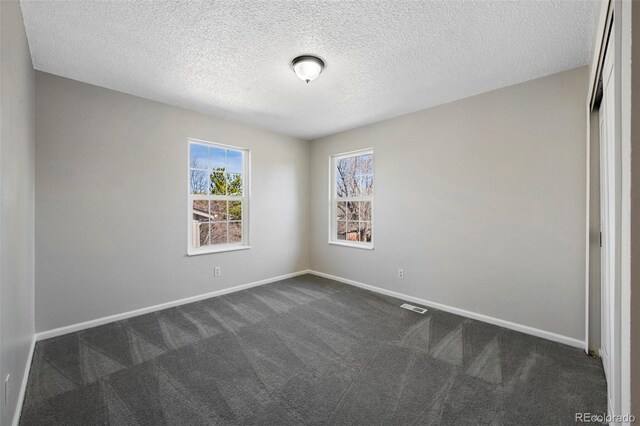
top-left (328, 148), bottom-right (375, 250)
top-left (187, 138), bottom-right (251, 256)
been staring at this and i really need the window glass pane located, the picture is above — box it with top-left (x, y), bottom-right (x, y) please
top-left (331, 151), bottom-right (373, 246)
top-left (229, 222), bottom-right (242, 243)
top-left (210, 201), bottom-right (227, 221)
top-left (210, 147), bottom-right (226, 172)
top-left (337, 201), bottom-right (346, 220)
top-left (337, 221), bottom-right (346, 240)
top-left (189, 141), bottom-right (249, 251)
top-left (360, 201), bottom-right (371, 221)
top-left (190, 170), bottom-right (209, 195)
top-left (336, 157), bottom-right (358, 197)
top-left (346, 221), bottom-right (360, 241)
top-left (198, 222), bottom-right (210, 247)
top-left (359, 222), bottom-right (372, 243)
top-left (210, 170), bottom-right (226, 195)
top-left (229, 201), bottom-right (242, 221)
top-left (227, 150), bottom-right (243, 173)
top-left (347, 201), bottom-right (359, 221)
top-left (227, 173), bottom-right (243, 196)
top-left (210, 222), bottom-right (228, 245)
top-left (190, 144), bottom-right (209, 170)
top-left (192, 200), bottom-right (209, 222)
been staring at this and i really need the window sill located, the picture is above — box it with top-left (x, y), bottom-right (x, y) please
top-left (328, 241), bottom-right (374, 250)
top-left (187, 245), bottom-right (251, 256)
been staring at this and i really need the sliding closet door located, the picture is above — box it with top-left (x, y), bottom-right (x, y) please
top-left (599, 30), bottom-right (618, 415)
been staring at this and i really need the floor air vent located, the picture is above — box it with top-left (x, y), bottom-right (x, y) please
top-left (400, 303), bottom-right (427, 314)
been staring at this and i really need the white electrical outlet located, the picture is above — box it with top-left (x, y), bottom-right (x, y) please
top-left (398, 269), bottom-right (404, 279)
top-left (4, 374), bottom-right (9, 407)
top-left (214, 266), bottom-right (221, 277)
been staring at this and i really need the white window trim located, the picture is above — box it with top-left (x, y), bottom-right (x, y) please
top-left (328, 148), bottom-right (374, 250)
top-left (187, 138), bottom-right (251, 256)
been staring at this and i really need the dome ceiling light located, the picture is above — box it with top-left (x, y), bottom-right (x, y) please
top-left (291, 55), bottom-right (325, 84)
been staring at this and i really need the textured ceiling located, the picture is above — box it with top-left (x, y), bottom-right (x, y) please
top-left (21, 0), bottom-right (597, 140)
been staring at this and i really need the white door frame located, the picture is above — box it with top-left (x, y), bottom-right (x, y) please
top-left (599, 30), bottom-right (618, 415)
top-left (587, 1), bottom-right (633, 422)
top-left (616, 0), bottom-right (632, 420)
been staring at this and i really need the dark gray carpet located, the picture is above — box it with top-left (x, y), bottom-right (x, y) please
top-left (20, 274), bottom-right (606, 425)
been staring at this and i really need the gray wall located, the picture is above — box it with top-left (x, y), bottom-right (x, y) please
top-left (309, 67), bottom-right (588, 341)
top-left (0, 1), bottom-right (36, 424)
top-left (35, 72), bottom-right (309, 332)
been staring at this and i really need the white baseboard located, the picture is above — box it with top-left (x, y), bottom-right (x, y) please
top-left (36, 270), bottom-right (311, 341)
top-left (12, 335), bottom-right (36, 426)
top-left (308, 270), bottom-right (585, 349)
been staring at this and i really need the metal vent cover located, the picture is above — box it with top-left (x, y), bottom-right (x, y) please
top-left (400, 303), bottom-right (427, 314)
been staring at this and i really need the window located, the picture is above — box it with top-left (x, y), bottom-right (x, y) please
top-left (188, 139), bottom-right (249, 254)
top-left (330, 149), bottom-right (374, 249)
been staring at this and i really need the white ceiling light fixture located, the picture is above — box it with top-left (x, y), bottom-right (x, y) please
top-left (291, 55), bottom-right (325, 84)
